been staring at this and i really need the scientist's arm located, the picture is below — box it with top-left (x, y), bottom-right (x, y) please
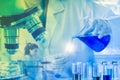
top-left (81, 19), bottom-right (112, 38)
top-left (79, 3), bottom-right (119, 38)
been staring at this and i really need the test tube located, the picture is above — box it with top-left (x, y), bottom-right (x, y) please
top-left (79, 62), bottom-right (90, 79)
top-left (112, 61), bottom-right (119, 80)
top-left (72, 62), bottom-right (84, 80)
top-left (86, 63), bottom-right (93, 80)
top-left (92, 63), bottom-right (101, 80)
top-left (77, 62), bottom-right (82, 80)
top-left (102, 61), bottom-right (112, 80)
top-left (72, 63), bottom-right (78, 80)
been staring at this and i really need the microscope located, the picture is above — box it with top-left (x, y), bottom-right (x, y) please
top-left (0, 0), bottom-right (49, 54)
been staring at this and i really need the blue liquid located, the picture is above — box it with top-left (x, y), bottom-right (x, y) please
top-left (72, 74), bottom-right (81, 80)
top-left (55, 73), bottom-right (61, 78)
top-left (75, 35), bottom-right (110, 52)
top-left (107, 69), bottom-right (113, 79)
top-left (72, 74), bottom-right (78, 80)
top-left (103, 75), bottom-right (111, 80)
top-left (93, 76), bottom-right (101, 80)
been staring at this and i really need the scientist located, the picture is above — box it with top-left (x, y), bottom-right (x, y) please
top-left (22, 43), bottom-right (42, 80)
top-left (23, 43), bottom-right (42, 61)
top-left (45, 0), bottom-right (116, 78)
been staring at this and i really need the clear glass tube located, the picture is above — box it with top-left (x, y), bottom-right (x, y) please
top-left (77, 62), bottom-right (83, 80)
top-left (112, 61), bottom-right (119, 80)
top-left (102, 61), bottom-right (112, 80)
top-left (72, 63), bottom-right (78, 80)
top-left (86, 63), bottom-right (92, 80)
top-left (92, 63), bottom-right (101, 80)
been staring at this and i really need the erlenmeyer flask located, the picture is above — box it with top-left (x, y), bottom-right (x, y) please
top-left (72, 19), bottom-right (111, 52)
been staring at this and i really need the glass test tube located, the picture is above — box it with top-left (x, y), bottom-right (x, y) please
top-left (92, 63), bottom-right (101, 80)
top-left (72, 62), bottom-right (84, 80)
top-left (102, 61), bottom-right (112, 80)
top-left (77, 62), bottom-right (83, 80)
top-left (72, 63), bottom-right (78, 80)
top-left (112, 61), bottom-right (119, 80)
top-left (86, 63), bottom-right (93, 80)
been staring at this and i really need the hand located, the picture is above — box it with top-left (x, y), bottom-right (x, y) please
top-left (51, 55), bottom-right (69, 78)
top-left (54, 55), bottom-right (68, 66)
top-left (81, 19), bottom-right (112, 38)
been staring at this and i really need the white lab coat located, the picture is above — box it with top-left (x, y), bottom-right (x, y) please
top-left (45, 0), bottom-right (120, 79)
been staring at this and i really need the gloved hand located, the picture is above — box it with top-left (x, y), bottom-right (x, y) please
top-left (80, 19), bottom-right (112, 38)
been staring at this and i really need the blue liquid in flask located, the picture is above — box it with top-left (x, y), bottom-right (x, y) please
top-left (74, 35), bottom-right (111, 52)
